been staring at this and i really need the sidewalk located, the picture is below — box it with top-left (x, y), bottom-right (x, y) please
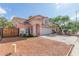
top-left (40, 34), bottom-right (78, 44)
top-left (40, 34), bottom-right (79, 56)
top-left (70, 40), bottom-right (79, 56)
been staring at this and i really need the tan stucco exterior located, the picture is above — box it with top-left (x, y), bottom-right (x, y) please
top-left (12, 15), bottom-right (52, 36)
top-left (29, 15), bottom-right (52, 36)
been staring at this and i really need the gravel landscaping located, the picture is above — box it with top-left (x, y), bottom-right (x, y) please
top-left (0, 37), bottom-right (73, 56)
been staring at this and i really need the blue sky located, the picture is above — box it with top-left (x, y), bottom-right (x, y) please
top-left (0, 3), bottom-right (79, 20)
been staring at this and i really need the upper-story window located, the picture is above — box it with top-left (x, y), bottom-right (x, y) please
top-left (43, 18), bottom-right (48, 25)
top-left (42, 18), bottom-right (50, 28)
top-left (45, 20), bottom-right (48, 24)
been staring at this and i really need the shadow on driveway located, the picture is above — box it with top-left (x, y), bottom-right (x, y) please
top-left (0, 37), bottom-right (27, 43)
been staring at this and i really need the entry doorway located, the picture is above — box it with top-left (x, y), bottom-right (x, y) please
top-left (36, 24), bottom-right (40, 36)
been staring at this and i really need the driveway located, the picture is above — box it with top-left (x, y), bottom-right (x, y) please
top-left (40, 34), bottom-right (79, 56)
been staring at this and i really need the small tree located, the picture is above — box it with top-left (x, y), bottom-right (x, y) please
top-left (0, 16), bottom-right (7, 28)
top-left (6, 21), bottom-right (13, 28)
top-left (49, 16), bottom-right (70, 34)
top-left (28, 16), bottom-right (32, 18)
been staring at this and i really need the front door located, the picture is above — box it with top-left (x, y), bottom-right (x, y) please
top-left (36, 24), bottom-right (40, 36)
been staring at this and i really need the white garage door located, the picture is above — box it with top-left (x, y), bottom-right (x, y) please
top-left (40, 28), bottom-right (52, 35)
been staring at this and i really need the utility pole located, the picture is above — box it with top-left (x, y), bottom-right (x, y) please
top-left (75, 10), bottom-right (77, 33)
top-left (76, 11), bottom-right (77, 24)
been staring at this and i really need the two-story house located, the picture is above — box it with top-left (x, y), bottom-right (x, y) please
top-left (12, 15), bottom-right (52, 36)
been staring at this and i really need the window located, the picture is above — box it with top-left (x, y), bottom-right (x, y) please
top-left (26, 28), bottom-right (29, 36)
top-left (45, 20), bottom-right (48, 24)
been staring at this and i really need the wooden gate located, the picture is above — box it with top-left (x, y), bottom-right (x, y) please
top-left (2, 28), bottom-right (19, 37)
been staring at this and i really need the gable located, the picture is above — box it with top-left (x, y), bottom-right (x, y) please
top-left (28, 15), bottom-right (48, 21)
top-left (12, 17), bottom-right (27, 24)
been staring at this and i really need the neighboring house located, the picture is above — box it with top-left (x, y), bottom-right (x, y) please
top-left (12, 17), bottom-right (32, 36)
top-left (12, 15), bottom-right (52, 36)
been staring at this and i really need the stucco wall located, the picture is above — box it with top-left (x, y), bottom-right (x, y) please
top-left (29, 17), bottom-right (42, 36)
top-left (29, 16), bottom-right (52, 36)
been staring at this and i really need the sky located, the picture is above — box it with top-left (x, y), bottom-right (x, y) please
top-left (0, 3), bottom-right (79, 20)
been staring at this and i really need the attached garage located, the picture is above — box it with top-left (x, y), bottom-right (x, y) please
top-left (40, 28), bottom-right (52, 35)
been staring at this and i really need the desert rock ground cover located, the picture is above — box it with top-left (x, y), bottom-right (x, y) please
top-left (0, 37), bottom-right (73, 56)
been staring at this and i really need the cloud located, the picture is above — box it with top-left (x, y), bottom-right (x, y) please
top-left (70, 17), bottom-right (74, 20)
top-left (55, 3), bottom-right (61, 9)
top-left (56, 5), bottom-right (60, 9)
top-left (0, 7), bottom-right (7, 15)
top-left (55, 3), bottom-right (70, 9)
top-left (77, 13), bottom-right (79, 17)
top-left (70, 13), bottom-right (79, 20)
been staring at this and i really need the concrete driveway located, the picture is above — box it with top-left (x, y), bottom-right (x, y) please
top-left (40, 34), bottom-right (79, 56)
